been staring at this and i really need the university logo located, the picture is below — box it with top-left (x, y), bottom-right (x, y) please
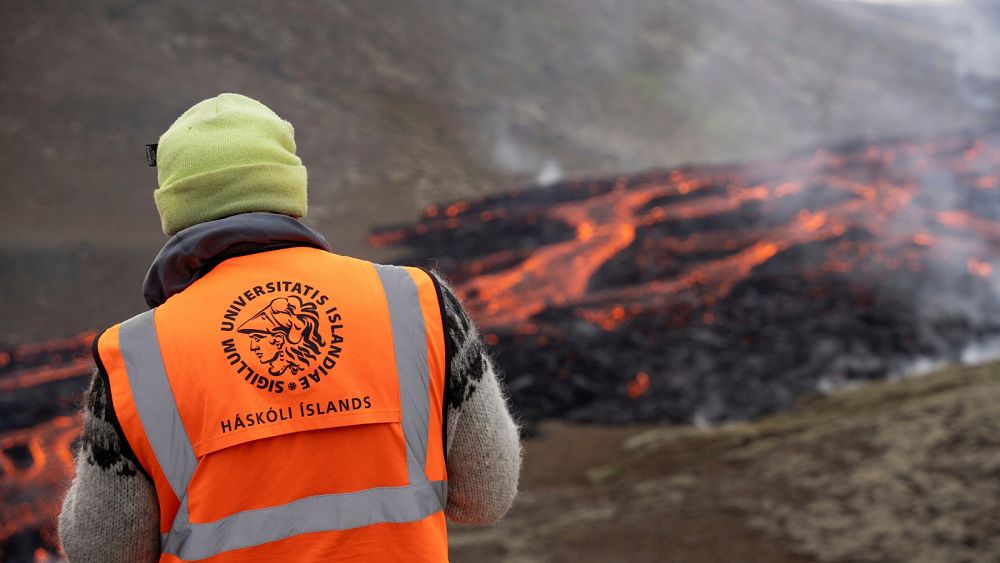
top-left (219, 281), bottom-right (345, 394)
top-left (239, 296), bottom-right (323, 377)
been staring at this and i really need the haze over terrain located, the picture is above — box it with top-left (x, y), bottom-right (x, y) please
top-left (1, 0), bottom-right (997, 343)
top-left (3, 3), bottom-right (1000, 561)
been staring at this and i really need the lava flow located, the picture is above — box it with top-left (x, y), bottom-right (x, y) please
top-left (0, 333), bottom-right (94, 561)
top-left (6, 131), bottom-right (1000, 560)
top-left (373, 130), bottom-right (1000, 425)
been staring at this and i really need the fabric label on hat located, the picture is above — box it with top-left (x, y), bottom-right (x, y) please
top-left (145, 143), bottom-right (158, 167)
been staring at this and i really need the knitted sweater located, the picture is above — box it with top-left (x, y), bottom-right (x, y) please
top-left (57, 215), bottom-right (522, 562)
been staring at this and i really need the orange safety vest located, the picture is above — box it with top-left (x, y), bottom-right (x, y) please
top-left (95, 247), bottom-right (449, 561)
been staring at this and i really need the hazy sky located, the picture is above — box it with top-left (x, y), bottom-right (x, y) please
top-left (836, 0), bottom-right (960, 4)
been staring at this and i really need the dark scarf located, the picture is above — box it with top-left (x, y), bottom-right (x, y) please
top-left (142, 213), bottom-right (332, 308)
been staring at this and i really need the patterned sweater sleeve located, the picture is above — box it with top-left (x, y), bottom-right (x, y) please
top-left (430, 271), bottom-right (523, 524)
top-left (58, 368), bottom-right (160, 562)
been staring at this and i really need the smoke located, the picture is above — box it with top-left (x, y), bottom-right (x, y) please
top-left (839, 0), bottom-right (961, 4)
top-left (930, 0), bottom-right (1000, 111)
top-left (536, 159), bottom-right (563, 186)
top-left (491, 129), bottom-right (564, 186)
top-left (776, 1), bottom-right (1000, 373)
top-left (834, 0), bottom-right (1000, 112)
top-left (463, 0), bottom-right (1000, 184)
top-left (448, 0), bottom-right (1000, 387)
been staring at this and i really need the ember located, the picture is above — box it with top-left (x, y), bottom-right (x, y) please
top-left (626, 372), bottom-right (651, 399)
top-left (373, 130), bottom-right (1000, 426)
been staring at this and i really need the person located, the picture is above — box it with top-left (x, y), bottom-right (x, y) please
top-left (57, 93), bottom-right (522, 562)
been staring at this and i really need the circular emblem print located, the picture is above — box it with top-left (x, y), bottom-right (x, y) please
top-left (219, 281), bottom-right (345, 394)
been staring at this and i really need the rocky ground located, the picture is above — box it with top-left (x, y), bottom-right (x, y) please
top-left (449, 360), bottom-right (1000, 562)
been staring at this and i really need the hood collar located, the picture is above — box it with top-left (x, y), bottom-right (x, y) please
top-left (143, 213), bottom-right (331, 307)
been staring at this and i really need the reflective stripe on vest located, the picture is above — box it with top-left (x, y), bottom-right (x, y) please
top-left (116, 264), bottom-right (446, 560)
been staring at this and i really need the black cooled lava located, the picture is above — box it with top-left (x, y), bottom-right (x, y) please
top-left (372, 131), bottom-right (1000, 426)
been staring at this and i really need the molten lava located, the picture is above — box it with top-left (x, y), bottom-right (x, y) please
top-left (373, 131), bottom-right (1000, 425)
top-left (1, 333), bottom-right (93, 560)
top-left (8, 131), bottom-right (1000, 559)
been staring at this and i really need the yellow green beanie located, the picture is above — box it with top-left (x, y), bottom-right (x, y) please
top-left (154, 93), bottom-right (308, 235)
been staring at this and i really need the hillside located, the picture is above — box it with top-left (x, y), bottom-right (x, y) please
top-left (0, 0), bottom-right (991, 343)
top-left (449, 361), bottom-right (1000, 562)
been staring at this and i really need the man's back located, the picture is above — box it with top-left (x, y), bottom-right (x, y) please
top-left (58, 93), bottom-right (521, 562)
top-left (100, 245), bottom-right (448, 560)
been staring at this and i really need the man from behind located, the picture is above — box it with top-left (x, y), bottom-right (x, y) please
top-left (58, 93), bottom-right (522, 562)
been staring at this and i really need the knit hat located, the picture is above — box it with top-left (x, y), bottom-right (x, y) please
top-left (154, 93), bottom-right (308, 235)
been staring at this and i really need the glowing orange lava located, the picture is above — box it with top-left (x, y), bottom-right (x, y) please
top-left (371, 134), bottom-right (1000, 341)
top-left (627, 372), bottom-right (651, 399)
top-left (1, 415), bottom-right (81, 547)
